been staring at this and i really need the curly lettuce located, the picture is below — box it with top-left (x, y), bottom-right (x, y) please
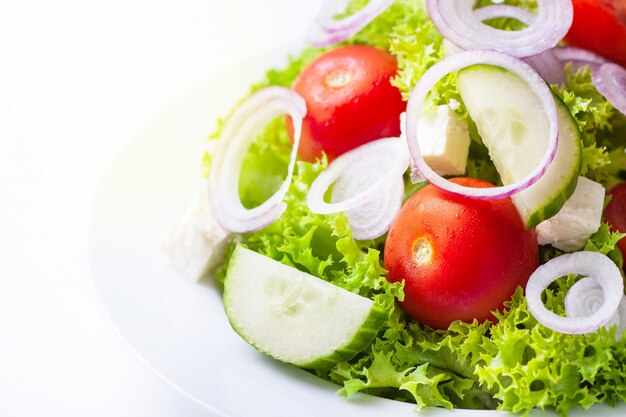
top-left (207, 0), bottom-right (626, 415)
top-left (556, 66), bottom-right (626, 189)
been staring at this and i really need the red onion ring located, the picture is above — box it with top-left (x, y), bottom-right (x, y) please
top-left (526, 252), bottom-right (624, 334)
top-left (331, 159), bottom-right (405, 240)
top-left (308, 0), bottom-right (395, 48)
top-left (524, 49), bottom-right (567, 85)
top-left (209, 87), bottom-right (306, 233)
top-left (473, 4), bottom-right (536, 24)
top-left (405, 50), bottom-right (559, 200)
top-left (307, 137), bottom-right (409, 215)
top-left (427, 0), bottom-right (573, 58)
top-left (553, 46), bottom-right (608, 71)
top-left (464, 6), bottom-right (565, 85)
top-left (592, 63), bottom-right (626, 116)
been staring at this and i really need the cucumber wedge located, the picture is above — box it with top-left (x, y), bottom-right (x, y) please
top-left (223, 246), bottom-right (386, 369)
top-left (457, 65), bottom-right (582, 228)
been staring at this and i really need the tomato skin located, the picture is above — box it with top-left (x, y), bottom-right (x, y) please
top-left (605, 182), bottom-right (626, 262)
top-left (288, 45), bottom-right (405, 162)
top-left (566, 0), bottom-right (626, 68)
top-left (384, 178), bottom-right (539, 329)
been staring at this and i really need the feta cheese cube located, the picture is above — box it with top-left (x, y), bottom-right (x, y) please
top-left (535, 177), bottom-right (605, 252)
top-left (160, 185), bottom-right (230, 281)
top-left (401, 106), bottom-right (471, 176)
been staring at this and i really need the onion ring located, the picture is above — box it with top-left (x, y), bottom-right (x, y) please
top-left (308, 0), bottom-right (395, 48)
top-left (592, 63), bottom-right (626, 116)
top-left (553, 46), bottom-right (608, 72)
top-left (426, 0), bottom-right (573, 58)
top-left (465, 5), bottom-right (565, 85)
top-left (209, 87), bottom-right (306, 233)
top-left (564, 277), bottom-right (622, 330)
top-left (405, 50), bottom-right (559, 200)
top-left (526, 252), bottom-right (623, 334)
top-left (307, 137), bottom-right (409, 215)
top-left (332, 163), bottom-right (405, 240)
top-left (473, 4), bottom-right (536, 24)
top-left (524, 49), bottom-right (567, 85)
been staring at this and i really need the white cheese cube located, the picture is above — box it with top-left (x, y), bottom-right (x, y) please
top-left (160, 185), bottom-right (230, 281)
top-left (535, 177), bottom-right (605, 252)
top-left (401, 106), bottom-right (471, 176)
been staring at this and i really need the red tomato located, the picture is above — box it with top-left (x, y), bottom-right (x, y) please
top-left (287, 45), bottom-right (405, 162)
top-left (566, 0), bottom-right (626, 68)
top-left (604, 182), bottom-right (626, 262)
top-left (383, 178), bottom-right (539, 329)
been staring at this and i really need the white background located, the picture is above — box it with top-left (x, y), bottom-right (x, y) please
top-left (0, 1), bottom-right (322, 415)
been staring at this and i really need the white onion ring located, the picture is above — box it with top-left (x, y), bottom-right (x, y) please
top-left (209, 87), bottom-right (306, 233)
top-left (564, 277), bottom-right (622, 330)
top-left (308, 0), bottom-right (395, 48)
top-left (526, 252), bottom-right (624, 334)
top-left (592, 63), bottom-right (626, 117)
top-left (405, 50), bottom-right (559, 200)
top-left (307, 137), bottom-right (409, 215)
top-left (426, 0), bottom-right (573, 58)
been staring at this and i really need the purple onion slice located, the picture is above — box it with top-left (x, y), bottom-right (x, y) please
top-left (473, 4), bottom-right (536, 24)
top-left (308, 0), bottom-right (395, 48)
top-left (592, 63), bottom-right (626, 116)
top-left (307, 137), bottom-right (408, 214)
top-left (524, 49), bottom-right (567, 85)
top-left (553, 46), bottom-right (608, 72)
top-left (209, 87), bottom-right (306, 233)
top-left (307, 137), bottom-right (409, 240)
top-left (426, 0), bottom-right (573, 58)
top-left (405, 50), bottom-right (559, 200)
top-left (465, 5), bottom-right (566, 85)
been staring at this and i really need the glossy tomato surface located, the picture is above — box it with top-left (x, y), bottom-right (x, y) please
top-left (384, 178), bottom-right (539, 329)
top-left (288, 45), bottom-right (405, 162)
top-left (605, 182), bottom-right (626, 262)
top-left (566, 0), bottom-right (626, 68)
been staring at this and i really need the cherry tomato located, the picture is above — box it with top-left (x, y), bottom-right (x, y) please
top-left (604, 182), bottom-right (626, 262)
top-left (566, 0), bottom-right (626, 68)
top-left (383, 178), bottom-right (539, 329)
top-left (287, 45), bottom-right (405, 162)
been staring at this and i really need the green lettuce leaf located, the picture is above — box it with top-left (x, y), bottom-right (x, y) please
top-left (215, 155), bottom-right (403, 309)
top-left (477, 223), bottom-right (626, 416)
top-left (556, 66), bottom-right (626, 189)
top-left (209, 0), bottom-right (626, 414)
top-left (474, 284), bottom-right (626, 416)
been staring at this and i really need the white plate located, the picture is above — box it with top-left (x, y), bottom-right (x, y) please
top-left (89, 53), bottom-right (623, 417)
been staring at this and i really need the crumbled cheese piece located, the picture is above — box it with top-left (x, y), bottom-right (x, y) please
top-left (535, 177), bottom-right (605, 252)
top-left (401, 106), bottom-right (471, 176)
top-left (160, 185), bottom-right (230, 281)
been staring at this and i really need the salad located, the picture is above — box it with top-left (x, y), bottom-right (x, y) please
top-left (161, 0), bottom-right (626, 415)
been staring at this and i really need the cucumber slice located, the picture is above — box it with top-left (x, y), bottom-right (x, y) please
top-left (223, 246), bottom-right (386, 368)
top-left (457, 65), bottom-right (582, 228)
top-left (512, 96), bottom-right (582, 227)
